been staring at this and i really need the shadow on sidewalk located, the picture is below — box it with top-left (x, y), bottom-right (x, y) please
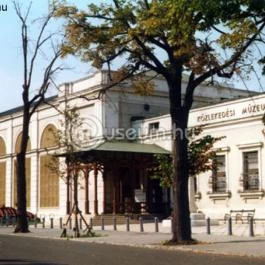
top-left (0, 258), bottom-right (65, 265)
top-left (197, 238), bottom-right (265, 244)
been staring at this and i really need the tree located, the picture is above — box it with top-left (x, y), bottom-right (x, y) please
top-left (14, 1), bottom-right (63, 233)
top-left (151, 127), bottom-right (223, 188)
top-left (54, 106), bottom-right (94, 238)
top-left (55, 0), bottom-right (265, 243)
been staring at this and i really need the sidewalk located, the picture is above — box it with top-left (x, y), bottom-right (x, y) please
top-left (1, 222), bottom-right (265, 258)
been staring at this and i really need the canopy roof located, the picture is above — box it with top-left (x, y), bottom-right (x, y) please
top-left (58, 141), bottom-right (170, 164)
top-left (91, 141), bottom-right (169, 154)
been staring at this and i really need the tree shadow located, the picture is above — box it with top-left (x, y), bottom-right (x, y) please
top-left (196, 238), bottom-right (265, 244)
top-left (0, 259), bottom-right (66, 265)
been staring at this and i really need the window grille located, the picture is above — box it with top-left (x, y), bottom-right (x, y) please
top-left (148, 122), bottom-right (159, 134)
top-left (212, 155), bottom-right (226, 192)
top-left (243, 151), bottom-right (259, 191)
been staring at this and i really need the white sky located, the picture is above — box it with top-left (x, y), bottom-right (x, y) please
top-left (0, 0), bottom-right (264, 112)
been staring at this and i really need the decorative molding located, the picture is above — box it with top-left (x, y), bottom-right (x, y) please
top-left (195, 192), bottom-right (201, 200)
top-left (237, 142), bottom-right (263, 149)
top-left (212, 146), bottom-right (230, 152)
top-left (238, 190), bottom-right (264, 200)
top-left (207, 191), bottom-right (231, 201)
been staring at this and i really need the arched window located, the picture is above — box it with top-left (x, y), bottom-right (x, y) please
top-left (40, 124), bottom-right (59, 208)
top-left (0, 137), bottom-right (6, 206)
top-left (0, 137), bottom-right (6, 156)
top-left (15, 132), bottom-right (31, 153)
top-left (13, 133), bottom-right (31, 207)
top-left (40, 124), bottom-right (58, 149)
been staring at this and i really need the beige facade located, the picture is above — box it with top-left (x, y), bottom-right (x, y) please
top-left (137, 93), bottom-right (265, 219)
top-left (0, 70), bottom-right (256, 219)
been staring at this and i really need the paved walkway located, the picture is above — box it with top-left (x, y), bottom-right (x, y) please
top-left (2, 222), bottom-right (265, 258)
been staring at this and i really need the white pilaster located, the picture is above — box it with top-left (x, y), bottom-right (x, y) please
top-left (30, 153), bottom-right (38, 214)
top-left (97, 171), bottom-right (104, 214)
top-left (5, 156), bottom-right (12, 206)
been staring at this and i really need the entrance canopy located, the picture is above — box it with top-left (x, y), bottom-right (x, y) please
top-left (89, 141), bottom-right (169, 154)
top-left (59, 141), bottom-right (170, 216)
top-left (59, 141), bottom-right (170, 163)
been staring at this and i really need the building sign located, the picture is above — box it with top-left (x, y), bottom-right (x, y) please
top-left (241, 103), bottom-right (265, 115)
top-left (197, 108), bottom-right (235, 123)
top-left (191, 97), bottom-right (265, 126)
top-left (134, 189), bottom-right (146, 203)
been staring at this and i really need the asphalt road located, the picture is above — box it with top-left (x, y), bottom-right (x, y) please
top-left (0, 234), bottom-right (264, 265)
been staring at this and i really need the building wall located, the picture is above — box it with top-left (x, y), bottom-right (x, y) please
top-left (135, 93), bottom-right (265, 219)
top-left (0, 71), bottom-right (259, 219)
top-left (189, 94), bottom-right (265, 219)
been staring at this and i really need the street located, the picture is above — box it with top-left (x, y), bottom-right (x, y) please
top-left (0, 234), bottom-right (264, 265)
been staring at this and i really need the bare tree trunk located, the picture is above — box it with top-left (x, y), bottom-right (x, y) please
top-left (14, 107), bottom-right (30, 233)
top-left (12, 1), bottom-right (62, 233)
top-left (14, 152), bottom-right (29, 233)
top-left (73, 170), bottom-right (80, 238)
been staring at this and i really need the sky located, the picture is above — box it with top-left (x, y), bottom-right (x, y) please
top-left (0, 0), bottom-right (264, 112)
top-left (0, 0), bottom-right (92, 112)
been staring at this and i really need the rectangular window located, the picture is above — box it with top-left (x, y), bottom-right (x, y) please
top-left (243, 151), bottom-right (259, 191)
top-left (212, 155), bottom-right (226, 192)
top-left (148, 122), bottom-right (159, 134)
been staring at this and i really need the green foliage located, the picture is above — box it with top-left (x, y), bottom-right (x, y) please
top-left (54, 0), bottom-right (265, 241)
top-left (54, 0), bottom-right (264, 79)
top-left (57, 106), bottom-right (83, 154)
top-left (49, 105), bottom-right (85, 183)
top-left (151, 154), bottom-right (174, 188)
top-left (151, 127), bottom-right (223, 188)
top-left (188, 134), bottom-right (224, 176)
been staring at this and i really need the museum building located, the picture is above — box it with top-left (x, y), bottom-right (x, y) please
top-left (137, 93), bottom-right (265, 219)
top-left (0, 70), bottom-right (257, 220)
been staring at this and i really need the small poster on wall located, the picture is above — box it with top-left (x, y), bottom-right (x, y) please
top-left (134, 189), bottom-right (146, 203)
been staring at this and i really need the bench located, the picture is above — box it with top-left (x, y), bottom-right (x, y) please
top-left (224, 209), bottom-right (255, 224)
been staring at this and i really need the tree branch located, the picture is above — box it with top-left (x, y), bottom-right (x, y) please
top-left (193, 20), bottom-right (265, 90)
top-left (133, 37), bottom-right (168, 75)
top-left (14, 1), bottom-right (29, 92)
top-left (28, 13), bottom-right (54, 89)
top-left (29, 48), bottom-right (62, 114)
top-left (211, 25), bottom-right (226, 35)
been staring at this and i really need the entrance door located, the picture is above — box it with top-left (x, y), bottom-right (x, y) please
top-left (104, 170), bottom-right (122, 214)
top-left (104, 168), bottom-right (131, 214)
top-left (104, 170), bottom-right (114, 213)
top-left (147, 178), bottom-right (164, 213)
top-left (104, 167), bottom-right (140, 214)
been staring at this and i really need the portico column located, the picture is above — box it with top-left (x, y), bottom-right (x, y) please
top-left (85, 168), bottom-right (89, 214)
top-left (102, 171), bottom-right (106, 213)
top-left (94, 164), bottom-right (98, 215)
top-left (66, 171), bottom-right (70, 214)
top-left (112, 182), bottom-right (116, 215)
